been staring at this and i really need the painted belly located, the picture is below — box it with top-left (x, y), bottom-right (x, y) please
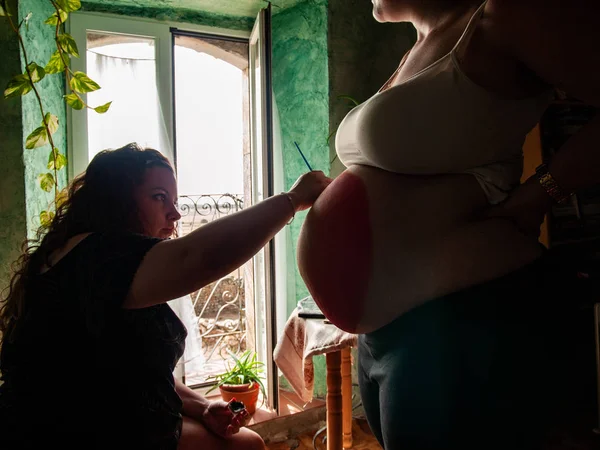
top-left (297, 171), bottom-right (372, 333)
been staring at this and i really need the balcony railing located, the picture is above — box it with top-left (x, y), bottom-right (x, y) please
top-left (177, 194), bottom-right (247, 385)
top-left (178, 193), bottom-right (244, 234)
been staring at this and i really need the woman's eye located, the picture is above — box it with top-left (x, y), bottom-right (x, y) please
top-left (154, 194), bottom-right (166, 201)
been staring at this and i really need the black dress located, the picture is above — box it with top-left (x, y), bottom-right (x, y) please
top-left (0, 232), bottom-right (187, 449)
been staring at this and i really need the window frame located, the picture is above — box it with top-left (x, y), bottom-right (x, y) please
top-left (67, 12), bottom-right (249, 180)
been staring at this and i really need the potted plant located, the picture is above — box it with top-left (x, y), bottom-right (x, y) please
top-left (207, 350), bottom-right (266, 415)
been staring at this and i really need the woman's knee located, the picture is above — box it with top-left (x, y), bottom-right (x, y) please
top-left (179, 416), bottom-right (265, 450)
top-left (232, 428), bottom-right (266, 450)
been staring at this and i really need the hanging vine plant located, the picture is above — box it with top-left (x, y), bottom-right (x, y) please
top-left (1, 0), bottom-right (110, 227)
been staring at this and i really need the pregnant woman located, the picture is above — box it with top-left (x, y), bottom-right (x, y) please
top-left (298, 0), bottom-right (599, 448)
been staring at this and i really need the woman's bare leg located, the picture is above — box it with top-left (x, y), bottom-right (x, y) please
top-left (178, 415), bottom-right (266, 450)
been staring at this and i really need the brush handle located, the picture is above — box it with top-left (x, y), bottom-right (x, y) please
top-left (294, 141), bottom-right (313, 171)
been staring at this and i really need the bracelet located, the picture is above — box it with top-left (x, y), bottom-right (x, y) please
top-left (281, 193), bottom-right (296, 224)
top-left (535, 163), bottom-right (573, 204)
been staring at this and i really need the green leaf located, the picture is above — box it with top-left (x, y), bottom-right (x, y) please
top-left (55, 153), bottom-right (67, 171)
top-left (26, 62), bottom-right (46, 83)
top-left (64, 93), bottom-right (84, 110)
top-left (39, 210), bottom-right (55, 228)
top-left (43, 113), bottom-right (59, 135)
top-left (38, 173), bottom-right (55, 193)
top-left (55, 0), bottom-right (81, 12)
top-left (26, 126), bottom-right (49, 149)
top-left (94, 101), bottom-right (111, 114)
top-left (57, 33), bottom-right (79, 58)
top-left (48, 148), bottom-right (67, 170)
top-left (55, 189), bottom-right (68, 209)
top-left (4, 74), bottom-right (33, 99)
top-left (45, 9), bottom-right (68, 25)
top-left (45, 50), bottom-right (68, 74)
top-left (0, 3), bottom-right (11, 16)
top-left (70, 71), bottom-right (100, 93)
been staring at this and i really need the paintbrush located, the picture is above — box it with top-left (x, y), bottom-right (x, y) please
top-left (293, 141), bottom-right (313, 171)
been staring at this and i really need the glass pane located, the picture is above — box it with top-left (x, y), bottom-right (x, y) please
top-left (173, 41), bottom-right (244, 196)
top-left (86, 31), bottom-right (164, 160)
top-left (172, 34), bottom-right (250, 387)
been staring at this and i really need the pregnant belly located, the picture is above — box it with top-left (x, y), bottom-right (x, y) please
top-left (297, 170), bottom-right (373, 333)
top-left (297, 165), bottom-right (543, 334)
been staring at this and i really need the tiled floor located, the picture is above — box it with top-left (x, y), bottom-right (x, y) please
top-left (264, 416), bottom-right (600, 450)
top-left (266, 418), bottom-right (382, 450)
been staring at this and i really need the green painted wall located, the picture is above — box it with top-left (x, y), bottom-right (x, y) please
top-left (20, 0), bottom-right (68, 239)
top-left (0, 0), bottom-right (26, 296)
top-left (272, 0), bottom-right (330, 398)
top-left (0, 0), bottom-right (69, 289)
top-left (83, 0), bottom-right (306, 20)
top-left (81, 1), bottom-right (254, 31)
top-left (272, 0), bottom-right (329, 307)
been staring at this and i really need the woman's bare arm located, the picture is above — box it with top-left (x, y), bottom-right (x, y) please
top-left (483, 0), bottom-right (600, 234)
top-left (489, 0), bottom-right (600, 191)
top-left (125, 171), bottom-right (331, 308)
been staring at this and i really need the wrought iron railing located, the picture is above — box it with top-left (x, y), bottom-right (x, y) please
top-left (178, 193), bottom-right (244, 234)
top-left (177, 194), bottom-right (247, 385)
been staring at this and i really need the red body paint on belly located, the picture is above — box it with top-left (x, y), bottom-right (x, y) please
top-left (297, 171), bottom-right (373, 333)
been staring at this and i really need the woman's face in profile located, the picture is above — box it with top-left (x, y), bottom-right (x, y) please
top-left (134, 166), bottom-right (181, 239)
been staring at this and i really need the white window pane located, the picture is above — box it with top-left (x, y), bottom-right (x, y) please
top-left (86, 32), bottom-right (164, 159)
top-left (174, 42), bottom-right (244, 195)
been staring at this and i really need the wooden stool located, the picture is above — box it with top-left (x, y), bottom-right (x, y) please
top-left (326, 347), bottom-right (353, 449)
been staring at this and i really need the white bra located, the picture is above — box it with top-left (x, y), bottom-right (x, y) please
top-left (335, 1), bottom-right (553, 204)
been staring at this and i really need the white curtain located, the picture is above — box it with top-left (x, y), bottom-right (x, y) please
top-left (169, 295), bottom-right (206, 380)
top-left (86, 49), bottom-right (173, 163)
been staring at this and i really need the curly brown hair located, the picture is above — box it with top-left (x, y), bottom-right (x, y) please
top-left (0, 143), bottom-right (173, 348)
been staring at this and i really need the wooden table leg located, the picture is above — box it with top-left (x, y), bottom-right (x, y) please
top-left (326, 351), bottom-right (343, 450)
top-left (341, 347), bottom-right (353, 448)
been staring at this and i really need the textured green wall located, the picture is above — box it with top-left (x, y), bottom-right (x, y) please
top-left (0, 0), bottom-right (26, 295)
top-left (83, 0), bottom-right (306, 20)
top-left (272, 0), bottom-right (330, 398)
top-left (20, 0), bottom-right (68, 239)
top-left (272, 0), bottom-right (329, 308)
top-left (81, 1), bottom-right (254, 31)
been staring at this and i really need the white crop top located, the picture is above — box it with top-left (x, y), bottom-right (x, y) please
top-left (335, 1), bottom-right (553, 204)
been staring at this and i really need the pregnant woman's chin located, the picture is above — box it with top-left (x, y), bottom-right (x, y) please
top-left (297, 170), bottom-right (373, 333)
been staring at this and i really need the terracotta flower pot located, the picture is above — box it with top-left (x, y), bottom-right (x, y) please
top-left (219, 382), bottom-right (260, 415)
